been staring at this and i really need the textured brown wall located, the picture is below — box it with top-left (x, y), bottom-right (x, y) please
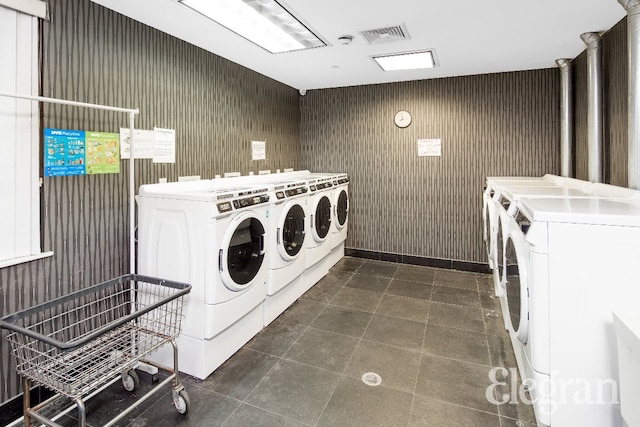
top-left (574, 19), bottom-right (628, 186)
top-left (603, 19), bottom-right (628, 187)
top-left (574, 51), bottom-right (589, 181)
top-left (300, 70), bottom-right (561, 264)
top-left (0, 0), bottom-right (300, 403)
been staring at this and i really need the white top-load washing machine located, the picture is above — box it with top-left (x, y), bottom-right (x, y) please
top-left (137, 179), bottom-right (271, 379)
top-left (500, 194), bottom-right (640, 427)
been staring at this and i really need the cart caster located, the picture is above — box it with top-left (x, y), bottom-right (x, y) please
top-left (172, 389), bottom-right (190, 415)
top-left (121, 369), bottom-right (139, 392)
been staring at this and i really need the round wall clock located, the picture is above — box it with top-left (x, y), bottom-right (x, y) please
top-left (394, 110), bottom-right (412, 128)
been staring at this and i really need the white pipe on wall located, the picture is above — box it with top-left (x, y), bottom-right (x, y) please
top-left (556, 59), bottom-right (574, 178)
top-left (618, 0), bottom-right (640, 189)
top-left (581, 32), bottom-right (603, 183)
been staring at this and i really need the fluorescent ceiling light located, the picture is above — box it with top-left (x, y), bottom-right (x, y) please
top-left (180, 0), bottom-right (326, 54)
top-left (372, 50), bottom-right (437, 71)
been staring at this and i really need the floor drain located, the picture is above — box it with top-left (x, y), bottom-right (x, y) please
top-left (361, 372), bottom-right (382, 386)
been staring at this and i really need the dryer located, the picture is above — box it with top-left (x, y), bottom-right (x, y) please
top-left (304, 174), bottom-right (334, 287)
top-left (500, 195), bottom-right (640, 427)
top-left (489, 182), bottom-right (593, 299)
top-left (210, 171), bottom-right (315, 326)
top-left (483, 175), bottom-right (592, 274)
top-left (327, 173), bottom-right (349, 267)
top-left (483, 175), bottom-right (562, 268)
top-left (304, 172), bottom-right (349, 268)
top-left (262, 177), bottom-right (309, 326)
top-left (137, 180), bottom-right (271, 379)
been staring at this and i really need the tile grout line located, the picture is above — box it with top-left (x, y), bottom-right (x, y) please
top-left (310, 262), bottom-right (397, 426)
top-left (240, 262), bottom-right (363, 427)
top-left (478, 273), bottom-right (508, 423)
top-left (406, 273), bottom-right (435, 427)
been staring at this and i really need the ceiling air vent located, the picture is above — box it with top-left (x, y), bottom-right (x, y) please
top-left (360, 24), bottom-right (410, 45)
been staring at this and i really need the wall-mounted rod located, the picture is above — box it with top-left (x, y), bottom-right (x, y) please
top-left (618, 0), bottom-right (640, 189)
top-left (556, 59), bottom-right (574, 178)
top-left (580, 32), bottom-right (603, 183)
top-left (0, 92), bottom-right (139, 275)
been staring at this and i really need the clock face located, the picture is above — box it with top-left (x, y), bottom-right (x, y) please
top-left (394, 110), bottom-right (412, 128)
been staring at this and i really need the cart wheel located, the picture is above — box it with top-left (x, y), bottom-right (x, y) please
top-left (121, 370), bottom-right (139, 392)
top-left (173, 389), bottom-right (190, 415)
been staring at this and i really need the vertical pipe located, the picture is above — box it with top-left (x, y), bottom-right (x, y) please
top-left (129, 112), bottom-right (136, 275)
top-left (581, 32), bottom-right (603, 183)
top-left (618, 0), bottom-right (640, 189)
top-left (556, 59), bottom-right (574, 177)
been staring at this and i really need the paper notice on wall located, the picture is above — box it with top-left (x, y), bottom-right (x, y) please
top-left (417, 138), bottom-right (442, 157)
top-left (153, 127), bottom-right (176, 163)
top-left (252, 140), bottom-right (266, 160)
top-left (120, 128), bottom-right (155, 159)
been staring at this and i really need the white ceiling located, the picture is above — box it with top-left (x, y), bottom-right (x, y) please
top-left (90, 0), bottom-right (626, 91)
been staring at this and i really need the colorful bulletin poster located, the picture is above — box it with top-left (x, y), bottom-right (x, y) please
top-left (44, 128), bottom-right (120, 177)
top-left (85, 132), bottom-right (120, 174)
top-left (44, 129), bottom-right (86, 176)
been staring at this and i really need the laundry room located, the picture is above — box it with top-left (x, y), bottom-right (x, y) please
top-left (1, 0), bottom-right (639, 426)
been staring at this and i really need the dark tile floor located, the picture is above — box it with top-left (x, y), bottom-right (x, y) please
top-left (21, 257), bottom-right (537, 426)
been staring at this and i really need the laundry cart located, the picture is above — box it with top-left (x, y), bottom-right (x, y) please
top-left (0, 274), bottom-right (191, 427)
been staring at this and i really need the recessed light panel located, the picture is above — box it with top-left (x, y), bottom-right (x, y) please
top-left (372, 50), bottom-right (437, 71)
top-left (180, 0), bottom-right (326, 54)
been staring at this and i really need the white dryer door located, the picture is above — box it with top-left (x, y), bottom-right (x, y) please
top-left (219, 212), bottom-right (266, 291)
top-left (334, 188), bottom-right (348, 230)
top-left (494, 214), bottom-right (506, 295)
top-left (310, 195), bottom-right (331, 243)
top-left (278, 202), bottom-right (305, 261)
top-left (504, 235), bottom-right (529, 344)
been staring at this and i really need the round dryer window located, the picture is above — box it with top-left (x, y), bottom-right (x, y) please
top-left (336, 189), bottom-right (348, 227)
top-left (314, 196), bottom-right (332, 240)
top-left (226, 217), bottom-right (266, 286)
top-left (504, 238), bottom-right (528, 343)
top-left (281, 204), bottom-right (305, 258)
top-left (495, 215), bottom-right (506, 289)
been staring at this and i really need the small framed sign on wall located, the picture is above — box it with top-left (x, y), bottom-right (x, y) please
top-left (417, 138), bottom-right (442, 157)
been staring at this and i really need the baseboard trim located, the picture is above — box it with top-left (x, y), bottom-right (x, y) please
top-left (0, 385), bottom-right (55, 426)
top-left (344, 248), bottom-right (491, 274)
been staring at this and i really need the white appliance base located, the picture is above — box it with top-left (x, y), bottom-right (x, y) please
top-left (267, 255), bottom-right (305, 296)
top-left (264, 273), bottom-right (309, 326)
top-left (303, 258), bottom-right (329, 290)
top-left (145, 303), bottom-right (264, 380)
top-left (324, 242), bottom-right (345, 269)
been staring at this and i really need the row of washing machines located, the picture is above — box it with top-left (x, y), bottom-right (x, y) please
top-left (483, 175), bottom-right (640, 427)
top-left (136, 170), bottom-right (349, 379)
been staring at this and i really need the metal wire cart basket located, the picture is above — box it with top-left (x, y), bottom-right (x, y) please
top-left (0, 274), bottom-right (192, 427)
